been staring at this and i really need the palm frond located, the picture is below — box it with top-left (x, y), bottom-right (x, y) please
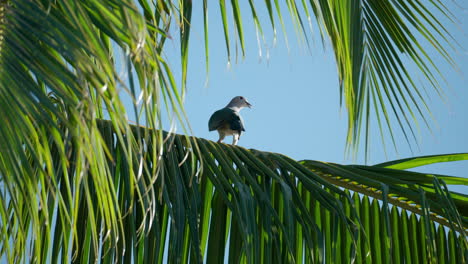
top-left (2, 120), bottom-right (467, 262)
top-left (0, 0), bottom-right (185, 262)
top-left (201, 0), bottom-right (456, 155)
top-left (375, 153), bottom-right (468, 170)
top-left (0, 0), bottom-right (465, 263)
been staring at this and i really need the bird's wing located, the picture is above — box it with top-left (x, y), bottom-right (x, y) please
top-left (230, 112), bottom-right (245, 132)
top-left (208, 108), bottom-right (230, 131)
top-left (208, 108), bottom-right (245, 132)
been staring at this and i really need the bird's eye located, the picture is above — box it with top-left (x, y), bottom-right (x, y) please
top-left (240, 96), bottom-right (244, 100)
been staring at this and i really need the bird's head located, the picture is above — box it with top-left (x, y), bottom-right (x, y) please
top-left (226, 96), bottom-right (252, 111)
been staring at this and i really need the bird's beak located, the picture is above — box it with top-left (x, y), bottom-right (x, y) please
top-left (246, 101), bottom-right (252, 108)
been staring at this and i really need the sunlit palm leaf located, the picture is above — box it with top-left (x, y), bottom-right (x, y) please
top-left (376, 153), bottom-right (468, 170)
top-left (0, 0), bottom-right (185, 262)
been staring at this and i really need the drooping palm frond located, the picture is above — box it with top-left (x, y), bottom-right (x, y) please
top-left (2, 120), bottom-right (466, 263)
top-left (201, 0), bottom-right (456, 155)
top-left (0, 0), bottom-right (185, 262)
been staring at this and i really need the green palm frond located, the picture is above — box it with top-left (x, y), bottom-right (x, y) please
top-left (375, 153), bottom-right (468, 170)
top-left (202, 0), bottom-right (455, 155)
top-left (2, 121), bottom-right (467, 263)
top-left (0, 0), bottom-right (466, 263)
top-left (0, 0), bottom-right (183, 262)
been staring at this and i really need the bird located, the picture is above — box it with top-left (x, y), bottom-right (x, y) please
top-left (208, 96), bottom-right (252, 145)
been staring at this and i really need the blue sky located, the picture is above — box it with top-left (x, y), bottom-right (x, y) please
top-left (157, 2), bottom-right (467, 191)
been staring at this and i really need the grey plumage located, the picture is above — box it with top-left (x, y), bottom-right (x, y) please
top-left (208, 96), bottom-right (252, 145)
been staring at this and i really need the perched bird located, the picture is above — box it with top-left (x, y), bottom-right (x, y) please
top-left (208, 96), bottom-right (252, 145)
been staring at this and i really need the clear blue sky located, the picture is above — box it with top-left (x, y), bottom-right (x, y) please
top-left (155, 2), bottom-right (467, 192)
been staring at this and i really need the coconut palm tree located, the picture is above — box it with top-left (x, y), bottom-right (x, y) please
top-left (0, 0), bottom-right (466, 263)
